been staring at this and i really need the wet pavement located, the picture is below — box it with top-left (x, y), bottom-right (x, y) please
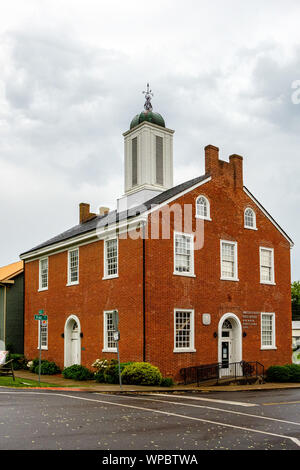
top-left (0, 388), bottom-right (299, 450)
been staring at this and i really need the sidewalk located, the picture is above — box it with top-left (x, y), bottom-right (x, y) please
top-left (13, 370), bottom-right (300, 393)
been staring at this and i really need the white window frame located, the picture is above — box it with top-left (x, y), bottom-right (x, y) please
top-left (67, 247), bottom-right (79, 286)
top-left (261, 313), bottom-right (276, 350)
top-left (173, 232), bottom-right (195, 277)
top-left (244, 207), bottom-right (257, 230)
top-left (38, 257), bottom-right (48, 291)
top-left (220, 240), bottom-right (239, 281)
top-left (103, 237), bottom-right (119, 280)
top-left (102, 310), bottom-right (118, 353)
top-left (37, 320), bottom-right (48, 350)
top-left (259, 247), bottom-right (275, 285)
top-left (195, 195), bottom-right (211, 221)
top-left (173, 309), bottom-right (196, 353)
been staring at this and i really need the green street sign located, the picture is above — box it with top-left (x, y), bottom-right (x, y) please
top-left (34, 314), bottom-right (48, 321)
top-left (38, 309), bottom-right (44, 314)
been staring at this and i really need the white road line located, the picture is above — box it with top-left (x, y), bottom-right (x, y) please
top-left (101, 393), bottom-right (300, 427)
top-left (0, 391), bottom-right (299, 448)
top-left (148, 393), bottom-right (257, 407)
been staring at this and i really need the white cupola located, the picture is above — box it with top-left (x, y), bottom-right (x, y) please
top-left (117, 84), bottom-right (174, 211)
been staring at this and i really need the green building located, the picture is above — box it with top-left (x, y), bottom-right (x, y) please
top-left (0, 261), bottom-right (24, 353)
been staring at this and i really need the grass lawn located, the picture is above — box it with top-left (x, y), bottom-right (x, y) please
top-left (0, 376), bottom-right (59, 388)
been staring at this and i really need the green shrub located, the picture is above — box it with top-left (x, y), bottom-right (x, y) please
top-left (62, 364), bottom-right (93, 381)
top-left (266, 365), bottom-right (292, 382)
top-left (160, 377), bottom-right (174, 387)
top-left (103, 361), bottom-right (134, 384)
top-left (285, 364), bottom-right (300, 382)
top-left (33, 360), bottom-right (60, 375)
top-left (121, 362), bottom-right (162, 386)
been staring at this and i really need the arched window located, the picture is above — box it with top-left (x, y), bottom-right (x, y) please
top-left (196, 196), bottom-right (210, 220)
top-left (244, 208), bottom-right (256, 229)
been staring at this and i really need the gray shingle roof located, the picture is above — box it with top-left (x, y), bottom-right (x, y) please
top-left (20, 173), bottom-right (210, 256)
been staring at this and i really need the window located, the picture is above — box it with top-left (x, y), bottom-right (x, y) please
top-left (220, 240), bottom-right (238, 281)
top-left (174, 309), bottom-right (195, 352)
top-left (261, 313), bottom-right (276, 349)
top-left (196, 196), bottom-right (211, 220)
top-left (38, 320), bottom-right (48, 350)
top-left (174, 232), bottom-right (195, 276)
top-left (156, 135), bottom-right (164, 185)
top-left (104, 238), bottom-right (118, 279)
top-left (103, 311), bottom-right (117, 352)
top-left (39, 257), bottom-right (48, 290)
top-left (132, 137), bottom-right (138, 186)
top-left (68, 248), bottom-right (79, 285)
top-left (244, 208), bottom-right (256, 229)
top-left (260, 247), bottom-right (275, 284)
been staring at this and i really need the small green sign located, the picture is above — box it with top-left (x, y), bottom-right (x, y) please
top-left (38, 309), bottom-right (44, 314)
top-left (34, 314), bottom-right (48, 321)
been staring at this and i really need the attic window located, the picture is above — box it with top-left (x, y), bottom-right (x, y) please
top-left (196, 196), bottom-right (211, 220)
top-left (244, 208), bottom-right (256, 229)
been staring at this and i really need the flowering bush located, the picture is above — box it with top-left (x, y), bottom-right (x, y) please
top-left (91, 359), bottom-right (109, 371)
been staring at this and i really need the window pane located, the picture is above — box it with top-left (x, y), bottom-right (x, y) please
top-left (106, 312), bottom-right (117, 349)
top-left (175, 311), bottom-right (191, 349)
top-left (196, 197), bottom-right (208, 218)
top-left (106, 239), bottom-right (118, 276)
top-left (262, 314), bottom-right (273, 346)
top-left (40, 259), bottom-right (48, 288)
top-left (245, 208), bottom-right (254, 227)
top-left (69, 249), bottom-right (79, 283)
top-left (221, 243), bottom-right (235, 278)
top-left (260, 249), bottom-right (273, 282)
top-left (175, 235), bottom-right (192, 273)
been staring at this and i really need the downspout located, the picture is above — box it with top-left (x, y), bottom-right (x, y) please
top-left (142, 221), bottom-right (146, 362)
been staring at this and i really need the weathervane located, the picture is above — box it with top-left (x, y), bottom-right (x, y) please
top-left (143, 83), bottom-right (153, 111)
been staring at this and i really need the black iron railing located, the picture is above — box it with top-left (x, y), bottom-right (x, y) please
top-left (180, 361), bottom-right (264, 386)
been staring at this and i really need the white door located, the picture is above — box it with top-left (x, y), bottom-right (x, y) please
top-left (71, 322), bottom-right (79, 365)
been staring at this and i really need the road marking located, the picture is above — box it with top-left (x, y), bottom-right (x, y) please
top-left (99, 393), bottom-right (300, 427)
top-left (0, 391), bottom-right (299, 448)
top-left (147, 393), bottom-right (257, 407)
top-left (263, 401), bottom-right (300, 406)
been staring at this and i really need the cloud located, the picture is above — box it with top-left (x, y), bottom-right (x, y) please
top-left (0, 2), bottom-right (299, 281)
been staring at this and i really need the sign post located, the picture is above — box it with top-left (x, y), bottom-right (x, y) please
top-left (34, 310), bottom-right (48, 386)
top-left (112, 310), bottom-right (122, 390)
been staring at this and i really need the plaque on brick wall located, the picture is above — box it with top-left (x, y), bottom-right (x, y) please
top-left (202, 314), bottom-right (211, 325)
top-left (242, 312), bottom-right (259, 329)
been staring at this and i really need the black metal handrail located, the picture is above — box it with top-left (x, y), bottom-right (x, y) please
top-left (180, 361), bottom-right (264, 386)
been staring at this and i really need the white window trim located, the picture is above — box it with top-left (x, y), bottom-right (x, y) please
top-left (103, 237), bottom-right (119, 280)
top-left (38, 257), bottom-right (48, 291)
top-left (220, 240), bottom-right (239, 282)
top-left (259, 247), bottom-right (275, 285)
top-left (37, 320), bottom-right (48, 350)
top-left (244, 207), bottom-right (257, 230)
top-left (195, 195), bottom-right (212, 221)
top-left (66, 247), bottom-right (79, 286)
top-left (173, 308), bottom-right (196, 353)
top-left (173, 232), bottom-right (196, 278)
top-left (102, 310), bottom-right (118, 353)
top-left (260, 312), bottom-right (277, 350)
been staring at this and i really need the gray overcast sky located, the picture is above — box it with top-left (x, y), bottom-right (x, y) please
top-left (0, 0), bottom-right (299, 280)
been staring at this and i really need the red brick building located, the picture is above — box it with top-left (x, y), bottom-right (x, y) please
top-left (20, 92), bottom-right (294, 381)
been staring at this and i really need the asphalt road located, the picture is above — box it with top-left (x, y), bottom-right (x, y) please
top-left (0, 388), bottom-right (299, 450)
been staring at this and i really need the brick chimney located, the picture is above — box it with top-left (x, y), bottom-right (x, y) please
top-left (79, 203), bottom-right (97, 224)
top-left (229, 154), bottom-right (243, 189)
top-left (205, 145), bottom-right (219, 176)
top-left (99, 207), bottom-right (109, 216)
top-left (205, 144), bottom-right (243, 189)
